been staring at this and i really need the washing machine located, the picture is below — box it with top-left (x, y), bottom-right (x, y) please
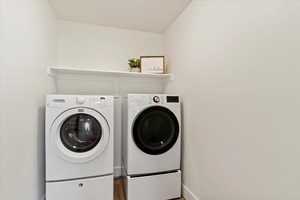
top-left (122, 94), bottom-right (182, 200)
top-left (45, 95), bottom-right (114, 200)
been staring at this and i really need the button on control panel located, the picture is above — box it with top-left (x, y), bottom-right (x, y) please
top-left (153, 96), bottom-right (160, 103)
top-left (76, 97), bottom-right (86, 105)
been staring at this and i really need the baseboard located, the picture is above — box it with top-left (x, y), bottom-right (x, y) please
top-left (182, 184), bottom-right (200, 200)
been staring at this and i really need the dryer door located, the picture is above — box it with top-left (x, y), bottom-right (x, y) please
top-left (50, 108), bottom-right (110, 163)
top-left (132, 106), bottom-right (179, 155)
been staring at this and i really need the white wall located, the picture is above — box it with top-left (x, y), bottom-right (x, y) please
top-left (54, 20), bottom-right (165, 96)
top-left (0, 0), bottom-right (4, 192)
top-left (1, 0), bottom-right (56, 199)
top-left (164, 0), bottom-right (300, 199)
top-left (57, 20), bottom-right (164, 71)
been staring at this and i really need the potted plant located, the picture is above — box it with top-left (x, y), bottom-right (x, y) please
top-left (128, 58), bottom-right (141, 72)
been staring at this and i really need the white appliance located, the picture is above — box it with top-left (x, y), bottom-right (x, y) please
top-left (45, 95), bottom-right (114, 200)
top-left (123, 94), bottom-right (182, 200)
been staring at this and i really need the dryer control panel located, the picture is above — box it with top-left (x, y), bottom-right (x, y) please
top-left (152, 96), bottom-right (179, 103)
top-left (150, 95), bottom-right (180, 104)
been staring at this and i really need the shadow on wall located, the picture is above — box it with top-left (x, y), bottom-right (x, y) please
top-left (180, 102), bottom-right (185, 179)
top-left (37, 106), bottom-right (46, 200)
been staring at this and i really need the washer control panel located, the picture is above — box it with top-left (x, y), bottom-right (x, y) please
top-left (47, 95), bottom-right (113, 108)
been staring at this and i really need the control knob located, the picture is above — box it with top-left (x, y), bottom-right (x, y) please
top-left (153, 96), bottom-right (160, 103)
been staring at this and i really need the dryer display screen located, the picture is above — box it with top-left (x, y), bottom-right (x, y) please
top-left (133, 106), bottom-right (179, 155)
top-left (167, 96), bottom-right (179, 103)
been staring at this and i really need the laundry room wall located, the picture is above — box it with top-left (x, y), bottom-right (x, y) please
top-left (56, 20), bottom-right (164, 71)
top-left (0, 0), bottom-right (4, 192)
top-left (54, 20), bottom-right (165, 177)
top-left (164, 0), bottom-right (300, 200)
top-left (1, 0), bottom-right (57, 200)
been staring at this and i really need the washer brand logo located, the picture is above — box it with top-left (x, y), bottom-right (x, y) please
top-left (78, 108), bottom-right (85, 112)
top-left (53, 99), bottom-right (65, 103)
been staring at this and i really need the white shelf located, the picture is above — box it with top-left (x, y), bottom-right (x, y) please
top-left (48, 66), bottom-right (173, 80)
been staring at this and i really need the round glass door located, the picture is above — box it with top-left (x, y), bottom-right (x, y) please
top-left (133, 106), bottom-right (179, 155)
top-left (60, 114), bottom-right (102, 153)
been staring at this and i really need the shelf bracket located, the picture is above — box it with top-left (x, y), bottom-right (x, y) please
top-left (47, 67), bottom-right (55, 77)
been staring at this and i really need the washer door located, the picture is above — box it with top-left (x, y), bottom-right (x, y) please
top-left (60, 113), bottom-right (102, 153)
top-left (132, 106), bottom-right (179, 155)
top-left (50, 108), bottom-right (110, 163)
